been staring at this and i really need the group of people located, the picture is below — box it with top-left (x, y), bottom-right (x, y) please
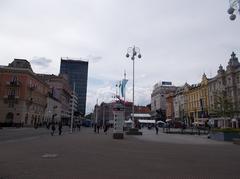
top-left (70, 122), bottom-right (81, 132)
top-left (50, 122), bottom-right (63, 136)
top-left (94, 123), bottom-right (109, 134)
top-left (49, 121), bottom-right (83, 136)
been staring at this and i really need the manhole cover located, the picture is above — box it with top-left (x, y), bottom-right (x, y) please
top-left (41, 153), bottom-right (58, 158)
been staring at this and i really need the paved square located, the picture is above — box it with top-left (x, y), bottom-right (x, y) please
top-left (0, 127), bottom-right (239, 179)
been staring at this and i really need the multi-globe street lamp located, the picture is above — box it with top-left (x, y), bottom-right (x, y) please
top-left (228, 0), bottom-right (240, 20)
top-left (126, 46), bottom-right (142, 128)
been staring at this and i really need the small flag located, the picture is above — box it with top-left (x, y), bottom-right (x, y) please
top-left (121, 79), bottom-right (128, 98)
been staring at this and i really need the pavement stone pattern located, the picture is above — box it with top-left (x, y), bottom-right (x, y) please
top-left (0, 127), bottom-right (239, 179)
top-left (136, 128), bottom-right (232, 145)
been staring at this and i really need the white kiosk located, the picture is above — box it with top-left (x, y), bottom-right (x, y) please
top-left (113, 102), bottom-right (124, 139)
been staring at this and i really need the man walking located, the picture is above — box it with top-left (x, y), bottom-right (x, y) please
top-left (97, 123), bottom-right (100, 134)
top-left (58, 122), bottom-right (63, 135)
top-left (104, 123), bottom-right (109, 135)
top-left (155, 123), bottom-right (159, 135)
top-left (51, 122), bottom-right (56, 136)
top-left (94, 123), bottom-right (97, 133)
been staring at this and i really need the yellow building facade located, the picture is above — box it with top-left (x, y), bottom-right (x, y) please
top-left (184, 74), bottom-right (209, 124)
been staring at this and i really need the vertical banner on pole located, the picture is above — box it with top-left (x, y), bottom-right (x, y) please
top-left (113, 102), bottom-right (124, 139)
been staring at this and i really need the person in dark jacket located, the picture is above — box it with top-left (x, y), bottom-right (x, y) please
top-left (58, 122), bottom-right (62, 135)
top-left (51, 123), bottom-right (56, 136)
top-left (104, 123), bottom-right (109, 135)
top-left (155, 123), bottom-right (159, 135)
top-left (94, 123), bottom-right (97, 133)
top-left (97, 123), bottom-right (100, 134)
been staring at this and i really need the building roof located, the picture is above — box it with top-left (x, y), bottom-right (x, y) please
top-left (0, 60), bottom-right (49, 87)
top-left (61, 58), bottom-right (88, 63)
top-left (8, 59), bottom-right (33, 71)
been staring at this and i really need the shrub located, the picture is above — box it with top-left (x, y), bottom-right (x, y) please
top-left (212, 128), bottom-right (240, 133)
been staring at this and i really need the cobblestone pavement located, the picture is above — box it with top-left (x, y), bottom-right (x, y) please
top-left (136, 128), bottom-right (232, 145)
top-left (0, 126), bottom-right (71, 143)
top-left (0, 127), bottom-right (239, 179)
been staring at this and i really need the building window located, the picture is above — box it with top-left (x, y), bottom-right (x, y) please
top-left (12, 75), bottom-right (17, 82)
top-left (8, 101), bottom-right (14, 108)
top-left (25, 114), bottom-right (28, 124)
top-left (228, 78), bottom-right (231, 85)
top-left (5, 112), bottom-right (14, 123)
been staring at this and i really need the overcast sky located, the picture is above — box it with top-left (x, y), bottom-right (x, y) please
top-left (0, 0), bottom-right (239, 114)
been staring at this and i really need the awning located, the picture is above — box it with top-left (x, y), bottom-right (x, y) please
top-left (192, 121), bottom-right (205, 125)
top-left (166, 119), bottom-right (172, 122)
top-left (131, 113), bottom-right (151, 118)
top-left (125, 119), bottom-right (133, 123)
top-left (138, 120), bottom-right (155, 124)
top-left (157, 120), bottom-right (165, 124)
top-left (232, 118), bottom-right (237, 122)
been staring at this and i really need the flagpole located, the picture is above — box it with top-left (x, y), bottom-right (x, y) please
top-left (124, 70), bottom-right (126, 121)
top-left (70, 82), bottom-right (75, 133)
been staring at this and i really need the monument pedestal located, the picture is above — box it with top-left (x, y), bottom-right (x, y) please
top-left (113, 102), bottom-right (124, 140)
top-left (113, 132), bottom-right (124, 139)
top-left (125, 128), bottom-right (142, 135)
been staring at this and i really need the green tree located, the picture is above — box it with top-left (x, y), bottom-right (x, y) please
top-left (212, 91), bottom-right (235, 118)
top-left (85, 113), bottom-right (93, 120)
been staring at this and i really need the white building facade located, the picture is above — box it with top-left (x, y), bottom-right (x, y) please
top-left (173, 88), bottom-right (184, 120)
top-left (208, 52), bottom-right (240, 128)
top-left (151, 81), bottom-right (177, 113)
top-left (44, 95), bottom-right (61, 123)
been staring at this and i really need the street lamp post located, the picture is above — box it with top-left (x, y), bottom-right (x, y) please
top-left (228, 0), bottom-right (240, 20)
top-left (126, 46), bottom-right (141, 128)
top-left (103, 103), bottom-right (105, 128)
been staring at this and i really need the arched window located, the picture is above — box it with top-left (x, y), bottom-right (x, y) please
top-left (5, 112), bottom-right (14, 123)
top-left (38, 116), bottom-right (40, 123)
top-left (25, 113), bottom-right (28, 124)
top-left (31, 115), bottom-right (34, 124)
top-left (12, 75), bottom-right (17, 82)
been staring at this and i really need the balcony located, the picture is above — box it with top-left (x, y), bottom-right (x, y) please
top-left (6, 80), bottom-right (21, 87)
top-left (26, 97), bottom-right (33, 105)
top-left (29, 84), bottom-right (37, 91)
top-left (8, 95), bottom-right (19, 99)
top-left (28, 97), bottom-right (33, 102)
top-left (3, 95), bottom-right (19, 104)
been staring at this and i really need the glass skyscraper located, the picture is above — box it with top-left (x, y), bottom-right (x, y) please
top-left (60, 58), bottom-right (88, 115)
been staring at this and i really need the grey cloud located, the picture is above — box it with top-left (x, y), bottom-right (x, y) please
top-left (30, 57), bottom-right (52, 68)
top-left (88, 55), bottom-right (102, 63)
top-left (0, 0), bottom-right (239, 113)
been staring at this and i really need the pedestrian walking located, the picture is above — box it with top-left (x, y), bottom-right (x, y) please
top-left (58, 122), bottom-right (62, 135)
top-left (97, 123), bottom-right (100, 134)
top-left (104, 123), bottom-right (108, 135)
top-left (155, 123), bottom-right (159, 135)
top-left (77, 122), bottom-right (81, 131)
top-left (47, 122), bottom-right (50, 129)
top-left (51, 123), bottom-right (56, 136)
top-left (94, 123), bottom-right (97, 133)
top-left (34, 122), bottom-right (38, 129)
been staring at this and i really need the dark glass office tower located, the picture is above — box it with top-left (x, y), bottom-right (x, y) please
top-left (60, 58), bottom-right (88, 115)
